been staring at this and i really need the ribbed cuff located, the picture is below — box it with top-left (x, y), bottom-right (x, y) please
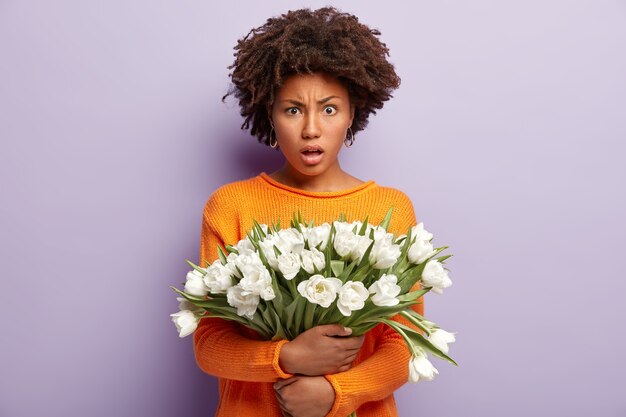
top-left (272, 339), bottom-right (295, 379)
top-left (323, 373), bottom-right (350, 417)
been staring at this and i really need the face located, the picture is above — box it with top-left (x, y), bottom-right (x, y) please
top-left (270, 72), bottom-right (354, 179)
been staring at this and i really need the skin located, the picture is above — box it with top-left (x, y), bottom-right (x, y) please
top-left (269, 72), bottom-right (367, 416)
top-left (269, 71), bottom-right (364, 192)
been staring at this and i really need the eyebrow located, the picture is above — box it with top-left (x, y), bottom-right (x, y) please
top-left (281, 96), bottom-right (342, 106)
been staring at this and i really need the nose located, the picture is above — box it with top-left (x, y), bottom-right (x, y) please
top-left (302, 112), bottom-right (321, 139)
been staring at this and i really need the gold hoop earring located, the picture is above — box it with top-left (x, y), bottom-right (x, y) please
top-left (269, 126), bottom-right (278, 149)
top-left (344, 128), bottom-right (354, 148)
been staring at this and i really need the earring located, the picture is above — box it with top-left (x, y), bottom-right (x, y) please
top-left (344, 128), bottom-right (354, 148)
top-left (269, 126), bottom-right (278, 149)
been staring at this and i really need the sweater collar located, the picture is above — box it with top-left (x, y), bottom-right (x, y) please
top-left (257, 172), bottom-right (377, 199)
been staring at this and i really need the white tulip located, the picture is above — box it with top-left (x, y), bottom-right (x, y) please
top-left (408, 352), bottom-right (439, 383)
top-left (371, 227), bottom-right (393, 242)
top-left (225, 253), bottom-right (240, 275)
top-left (307, 223), bottom-right (331, 250)
top-left (337, 281), bottom-right (369, 316)
top-left (333, 221), bottom-right (357, 234)
top-left (368, 274), bottom-right (401, 306)
top-left (226, 285), bottom-right (260, 318)
top-left (428, 328), bottom-right (456, 354)
top-left (297, 274), bottom-right (342, 308)
top-left (333, 231), bottom-right (359, 257)
top-left (235, 237), bottom-right (256, 255)
top-left (184, 269), bottom-right (209, 297)
top-left (239, 263), bottom-right (275, 301)
top-left (350, 235), bottom-right (373, 263)
top-left (277, 252), bottom-right (301, 280)
top-left (176, 297), bottom-right (203, 314)
top-left (170, 310), bottom-right (200, 338)
top-left (410, 222), bottom-right (433, 243)
top-left (370, 239), bottom-right (401, 269)
top-left (277, 228), bottom-right (305, 254)
top-left (407, 239), bottom-right (436, 264)
top-left (258, 235), bottom-right (280, 270)
top-left (203, 259), bottom-right (235, 293)
top-left (300, 248), bottom-right (326, 274)
top-left (233, 251), bottom-right (264, 277)
top-left (421, 260), bottom-right (452, 294)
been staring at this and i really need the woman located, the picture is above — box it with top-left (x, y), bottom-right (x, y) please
top-left (194, 7), bottom-right (424, 417)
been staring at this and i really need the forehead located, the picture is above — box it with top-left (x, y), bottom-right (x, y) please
top-left (276, 72), bottom-right (349, 99)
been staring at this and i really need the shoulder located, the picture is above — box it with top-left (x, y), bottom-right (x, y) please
top-left (372, 184), bottom-right (415, 211)
top-left (370, 184), bottom-right (417, 234)
top-left (203, 176), bottom-right (259, 213)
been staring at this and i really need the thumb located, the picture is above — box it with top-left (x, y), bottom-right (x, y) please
top-left (320, 324), bottom-right (353, 337)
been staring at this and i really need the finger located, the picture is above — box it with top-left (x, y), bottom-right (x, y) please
top-left (275, 392), bottom-right (287, 408)
top-left (335, 333), bottom-right (363, 344)
top-left (320, 324), bottom-right (352, 337)
top-left (338, 364), bottom-right (351, 372)
top-left (277, 403), bottom-right (292, 417)
top-left (276, 396), bottom-right (292, 417)
top-left (341, 352), bottom-right (358, 366)
top-left (274, 376), bottom-right (298, 391)
top-left (342, 336), bottom-right (365, 350)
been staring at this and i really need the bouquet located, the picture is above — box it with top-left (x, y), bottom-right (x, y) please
top-left (171, 208), bottom-right (457, 392)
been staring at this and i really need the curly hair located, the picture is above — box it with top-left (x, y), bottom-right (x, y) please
top-left (223, 7), bottom-right (401, 147)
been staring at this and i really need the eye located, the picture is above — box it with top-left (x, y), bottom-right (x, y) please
top-left (323, 106), bottom-right (337, 115)
top-left (286, 107), bottom-right (301, 115)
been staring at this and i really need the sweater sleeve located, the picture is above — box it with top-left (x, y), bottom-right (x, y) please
top-left (324, 191), bottom-right (425, 417)
top-left (192, 189), bottom-right (294, 382)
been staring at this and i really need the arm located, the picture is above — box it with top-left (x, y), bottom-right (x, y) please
top-left (322, 192), bottom-right (426, 416)
top-left (324, 301), bottom-right (424, 416)
top-left (193, 191), bottom-right (294, 382)
top-left (193, 192), bottom-right (363, 382)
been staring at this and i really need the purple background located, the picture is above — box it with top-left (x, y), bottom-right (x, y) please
top-left (1, 1), bottom-right (625, 416)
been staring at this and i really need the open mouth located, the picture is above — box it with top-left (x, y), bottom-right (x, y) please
top-left (300, 148), bottom-right (324, 165)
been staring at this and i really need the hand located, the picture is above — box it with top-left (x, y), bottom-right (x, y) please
top-left (279, 324), bottom-right (364, 375)
top-left (274, 376), bottom-right (335, 417)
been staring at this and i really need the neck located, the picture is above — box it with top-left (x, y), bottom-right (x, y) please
top-left (272, 163), bottom-right (354, 192)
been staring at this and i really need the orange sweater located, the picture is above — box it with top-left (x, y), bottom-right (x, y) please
top-left (194, 172), bottom-right (424, 417)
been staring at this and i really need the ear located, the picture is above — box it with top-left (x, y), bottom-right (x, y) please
top-left (349, 104), bottom-right (356, 126)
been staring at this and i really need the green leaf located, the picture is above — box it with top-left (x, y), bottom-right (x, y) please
top-left (292, 298), bottom-right (307, 335)
top-left (337, 259), bottom-right (359, 283)
top-left (379, 207), bottom-right (393, 231)
top-left (385, 320), bottom-right (458, 366)
top-left (324, 223), bottom-right (336, 275)
top-left (303, 302), bottom-right (317, 331)
top-left (269, 271), bottom-right (284, 316)
top-left (358, 216), bottom-right (370, 235)
top-left (401, 225), bottom-right (414, 252)
top-left (224, 244), bottom-right (238, 254)
top-left (253, 219), bottom-right (267, 238)
top-left (398, 263), bottom-right (427, 292)
top-left (436, 254), bottom-right (453, 263)
top-left (217, 246), bottom-right (228, 265)
top-left (399, 310), bottom-right (432, 335)
top-left (397, 288), bottom-right (430, 302)
top-left (185, 259), bottom-right (206, 274)
top-left (330, 260), bottom-right (345, 277)
top-left (283, 299), bottom-right (300, 337)
top-left (171, 286), bottom-right (209, 302)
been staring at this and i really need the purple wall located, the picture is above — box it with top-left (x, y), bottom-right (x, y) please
top-left (1, 1), bottom-right (625, 416)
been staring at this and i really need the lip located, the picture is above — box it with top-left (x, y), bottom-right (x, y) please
top-left (300, 145), bottom-right (324, 153)
top-left (300, 146), bottom-right (324, 165)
